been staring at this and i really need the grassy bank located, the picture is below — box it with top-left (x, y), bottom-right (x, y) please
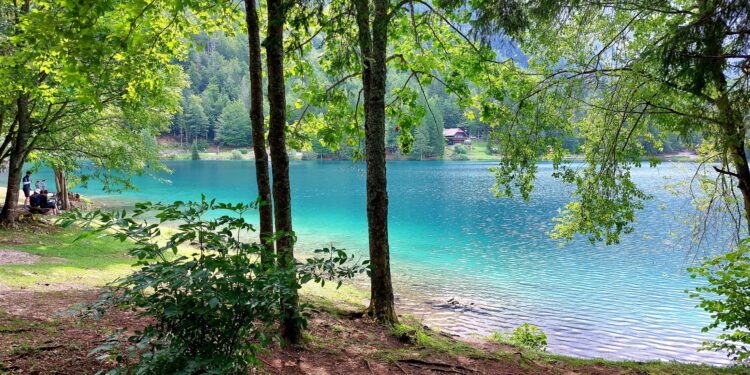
top-left (0, 226), bottom-right (743, 374)
top-left (159, 141), bottom-right (696, 163)
top-left (444, 140), bottom-right (502, 161)
top-left (0, 227), bottom-right (133, 290)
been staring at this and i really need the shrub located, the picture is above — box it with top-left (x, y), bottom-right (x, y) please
top-left (452, 153), bottom-right (469, 161)
top-left (453, 144), bottom-right (468, 155)
top-left (510, 323), bottom-right (547, 351)
top-left (689, 239), bottom-right (750, 363)
top-left (486, 142), bottom-right (498, 155)
top-left (191, 140), bottom-right (200, 160)
top-left (196, 139), bottom-right (210, 151)
top-left (230, 150), bottom-right (243, 160)
top-left (61, 198), bottom-right (368, 374)
top-left (490, 324), bottom-right (547, 351)
top-left (239, 149), bottom-right (249, 155)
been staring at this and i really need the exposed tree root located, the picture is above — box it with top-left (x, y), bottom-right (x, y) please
top-left (394, 361), bottom-right (410, 374)
top-left (398, 358), bottom-right (484, 374)
top-left (11, 344), bottom-right (64, 358)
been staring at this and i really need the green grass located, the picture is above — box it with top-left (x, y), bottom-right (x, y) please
top-left (540, 353), bottom-right (748, 375)
top-left (0, 228), bottom-right (135, 290)
top-left (168, 151), bottom-right (254, 161)
top-left (464, 140), bottom-right (503, 161)
top-left (388, 318), bottom-right (483, 358)
top-left (158, 144), bottom-right (255, 161)
top-left (300, 280), bottom-right (369, 311)
top-left (444, 140), bottom-right (502, 161)
top-left (382, 320), bottom-right (747, 374)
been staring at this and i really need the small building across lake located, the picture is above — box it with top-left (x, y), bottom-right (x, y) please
top-left (443, 128), bottom-right (468, 145)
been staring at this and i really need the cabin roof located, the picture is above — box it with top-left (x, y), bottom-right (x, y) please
top-left (443, 128), bottom-right (466, 137)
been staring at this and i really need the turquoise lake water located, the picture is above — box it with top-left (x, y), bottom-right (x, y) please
top-left (16, 160), bottom-right (733, 364)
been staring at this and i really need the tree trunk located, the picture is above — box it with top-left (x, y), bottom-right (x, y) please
top-left (354, 0), bottom-right (398, 324)
top-left (53, 168), bottom-right (70, 211)
top-left (0, 96), bottom-right (31, 226)
top-left (244, 0), bottom-right (274, 262)
top-left (716, 92), bottom-right (750, 234)
top-left (266, 0), bottom-right (300, 344)
top-left (728, 142), bottom-right (750, 234)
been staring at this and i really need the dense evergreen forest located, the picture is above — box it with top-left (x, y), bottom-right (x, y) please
top-left (167, 30), bottom-right (694, 159)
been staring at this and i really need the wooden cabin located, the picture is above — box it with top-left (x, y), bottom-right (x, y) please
top-left (443, 128), bottom-right (468, 145)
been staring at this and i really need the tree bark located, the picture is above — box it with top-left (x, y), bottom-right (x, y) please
top-left (354, 0), bottom-right (398, 324)
top-left (0, 95), bottom-right (32, 226)
top-left (266, 0), bottom-right (300, 344)
top-left (244, 0), bottom-right (275, 263)
top-left (716, 92), bottom-right (750, 234)
top-left (727, 143), bottom-right (750, 234)
top-left (53, 168), bottom-right (70, 210)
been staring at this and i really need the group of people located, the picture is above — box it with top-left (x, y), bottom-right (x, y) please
top-left (22, 171), bottom-right (58, 214)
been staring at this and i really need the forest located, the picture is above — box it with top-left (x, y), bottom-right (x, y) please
top-left (0, 0), bottom-right (749, 374)
top-left (167, 28), bottom-right (695, 160)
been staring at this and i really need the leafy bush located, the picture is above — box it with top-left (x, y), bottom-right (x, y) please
top-left (490, 324), bottom-right (548, 351)
top-left (486, 139), bottom-right (497, 155)
top-left (452, 153), bottom-right (469, 161)
top-left (239, 149), bottom-right (249, 155)
top-left (689, 240), bottom-right (750, 363)
top-left (191, 140), bottom-right (200, 160)
top-left (511, 323), bottom-right (547, 351)
top-left (453, 144), bottom-right (468, 155)
top-left (230, 150), bottom-right (243, 160)
top-left (61, 197), bottom-right (368, 374)
top-left (195, 139), bottom-right (210, 151)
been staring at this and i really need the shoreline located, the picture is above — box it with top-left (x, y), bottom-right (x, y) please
top-left (0, 226), bottom-right (743, 372)
top-left (0, 171), bottom-right (729, 367)
top-left (50, 192), bottom-right (728, 366)
top-left (159, 146), bottom-right (698, 163)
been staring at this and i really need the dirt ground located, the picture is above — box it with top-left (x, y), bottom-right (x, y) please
top-left (0, 250), bottom-right (40, 265)
top-left (0, 289), bottom-right (652, 375)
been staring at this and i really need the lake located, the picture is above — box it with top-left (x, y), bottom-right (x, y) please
top-left (19, 160), bottom-right (731, 364)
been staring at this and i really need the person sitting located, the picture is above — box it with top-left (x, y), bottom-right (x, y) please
top-left (29, 190), bottom-right (41, 208)
top-left (39, 192), bottom-right (57, 215)
top-left (28, 190), bottom-right (55, 215)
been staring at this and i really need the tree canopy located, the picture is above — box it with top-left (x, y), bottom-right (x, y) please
top-left (436, 0), bottom-right (750, 244)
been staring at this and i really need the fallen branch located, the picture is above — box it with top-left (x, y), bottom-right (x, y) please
top-left (394, 361), bottom-right (410, 374)
top-left (0, 328), bottom-right (34, 334)
top-left (401, 365), bottom-right (465, 374)
top-left (398, 358), bottom-right (481, 374)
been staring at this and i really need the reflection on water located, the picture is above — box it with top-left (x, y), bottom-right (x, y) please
top-left (12, 160), bottom-right (733, 364)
